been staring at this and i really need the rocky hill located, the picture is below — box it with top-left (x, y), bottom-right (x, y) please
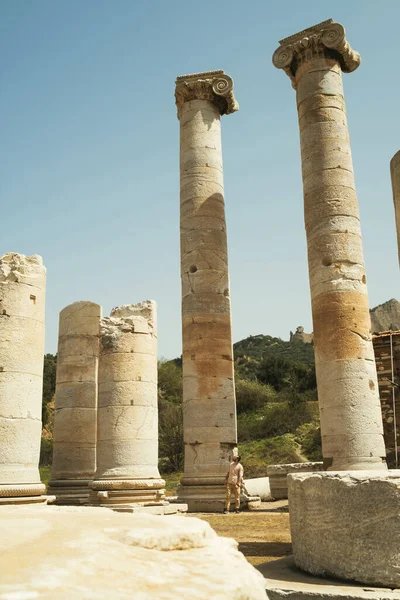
top-left (370, 299), bottom-right (400, 333)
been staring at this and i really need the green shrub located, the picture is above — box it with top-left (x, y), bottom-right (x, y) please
top-left (235, 378), bottom-right (275, 413)
top-left (239, 435), bottom-right (302, 478)
top-left (294, 421), bottom-right (322, 461)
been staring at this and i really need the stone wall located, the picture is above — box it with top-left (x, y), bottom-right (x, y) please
top-left (373, 331), bottom-right (400, 465)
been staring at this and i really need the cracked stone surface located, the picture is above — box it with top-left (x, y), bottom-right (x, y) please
top-left (90, 301), bottom-right (165, 506)
top-left (288, 471), bottom-right (400, 588)
top-left (273, 21), bottom-right (386, 471)
top-left (175, 72), bottom-right (239, 511)
top-left (0, 505), bottom-right (267, 599)
top-left (49, 301), bottom-right (101, 504)
top-left (0, 253), bottom-right (47, 500)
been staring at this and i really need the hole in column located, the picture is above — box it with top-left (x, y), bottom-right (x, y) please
top-left (322, 256), bottom-right (332, 267)
top-left (30, 295), bottom-right (36, 304)
top-left (189, 265), bottom-right (197, 273)
top-left (2, 309), bottom-right (6, 315)
top-left (369, 380), bottom-right (375, 390)
top-left (362, 275), bottom-right (366, 284)
top-left (223, 288), bottom-right (229, 297)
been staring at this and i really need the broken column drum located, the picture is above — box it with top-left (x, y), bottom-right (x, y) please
top-left (390, 151), bottom-right (400, 267)
top-left (0, 253), bottom-right (48, 504)
top-left (48, 301), bottom-right (101, 504)
top-left (90, 301), bottom-right (165, 508)
top-left (175, 70), bottom-right (239, 511)
top-left (273, 20), bottom-right (386, 471)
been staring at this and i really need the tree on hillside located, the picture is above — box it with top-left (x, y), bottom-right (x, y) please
top-left (42, 354), bottom-right (57, 427)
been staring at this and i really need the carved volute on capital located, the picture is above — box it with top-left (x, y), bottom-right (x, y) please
top-left (175, 70), bottom-right (239, 119)
top-left (272, 19), bottom-right (361, 87)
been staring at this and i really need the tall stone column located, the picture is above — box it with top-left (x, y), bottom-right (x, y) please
top-left (90, 301), bottom-right (166, 509)
top-left (0, 253), bottom-right (49, 504)
top-left (390, 151), bottom-right (400, 266)
top-left (175, 71), bottom-right (239, 511)
top-left (48, 301), bottom-right (101, 504)
top-left (273, 20), bottom-right (386, 471)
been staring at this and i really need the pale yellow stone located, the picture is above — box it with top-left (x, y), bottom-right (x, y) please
top-left (0, 253), bottom-right (47, 501)
top-left (0, 505), bottom-right (267, 600)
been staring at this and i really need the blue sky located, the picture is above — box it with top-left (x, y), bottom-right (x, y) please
top-left (1, 1), bottom-right (399, 358)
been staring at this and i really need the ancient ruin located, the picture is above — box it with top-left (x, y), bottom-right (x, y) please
top-left (89, 301), bottom-right (167, 510)
top-left (391, 151), bottom-right (400, 266)
top-left (273, 19), bottom-right (400, 588)
top-left (273, 19), bottom-right (386, 472)
top-left (175, 70), bottom-right (239, 511)
top-left (48, 301), bottom-right (101, 504)
top-left (373, 330), bottom-right (400, 467)
top-left (0, 253), bottom-right (49, 505)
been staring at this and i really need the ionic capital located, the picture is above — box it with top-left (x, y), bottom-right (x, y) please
top-left (175, 70), bottom-right (239, 119)
top-left (272, 19), bottom-right (360, 87)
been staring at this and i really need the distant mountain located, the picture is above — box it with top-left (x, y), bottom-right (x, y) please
top-left (370, 299), bottom-right (400, 333)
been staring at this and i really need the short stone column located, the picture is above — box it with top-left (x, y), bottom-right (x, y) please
top-left (90, 301), bottom-right (166, 509)
top-left (175, 71), bottom-right (239, 511)
top-left (273, 20), bottom-right (386, 471)
top-left (0, 253), bottom-right (49, 504)
top-left (48, 301), bottom-right (101, 504)
top-left (390, 151), bottom-right (400, 266)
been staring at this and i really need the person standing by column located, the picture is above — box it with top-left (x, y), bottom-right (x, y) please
top-left (223, 455), bottom-right (243, 514)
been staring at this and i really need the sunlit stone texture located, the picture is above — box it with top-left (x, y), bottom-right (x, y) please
top-left (390, 151), bottom-right (400, 267)
top-left (90, 301), bottom-right (165, 508)
top-left (273, 20), bottom-right (386, 471)
top-left (175, 71), bottom-right (239, 511)
top-left (48, 301), bottom-right (101, 504)
top-left (0, 253), bottom-right (48, 504)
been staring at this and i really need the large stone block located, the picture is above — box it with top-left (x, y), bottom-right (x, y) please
top-left (267, 462), bottom-right (323, 499)
top-left (288, 470), bottom-right (400, 587)
top-left (0, 506), bottom-right (267, 599)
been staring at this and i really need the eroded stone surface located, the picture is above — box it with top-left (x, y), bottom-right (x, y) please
top-left (273, 21), bottom-right (386, 471)
top-left (0, 253), bottom-right (47, 502)
top-left (288, 471), bottom-right (400, 587)
top-left (175, 72), bottom-right (239, 511)
top-left (49, 301), bottom-right (101, 504)
top-left (0, 505), bottom-right (267, 599)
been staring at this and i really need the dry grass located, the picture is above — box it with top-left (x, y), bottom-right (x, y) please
top-left (196, 511), bottom-right (292, 566)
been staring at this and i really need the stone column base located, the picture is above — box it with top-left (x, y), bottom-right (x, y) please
top-left (89, 478), bottom-right (166, 509)
top-left (0, 483), bottom-right (54, 505)
top-left (267, 462), bottom-right (324, 500)
top-left (47, 480), bottom-right (91, 505)
top-left (176, 483), bottom-right (260, 512)
top-left (288, 469), bottom-right (400, 588)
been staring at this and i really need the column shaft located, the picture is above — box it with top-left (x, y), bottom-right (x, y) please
top-left (48, 301), bottom-right (101, 504)
top-left (175, 70), bottom-right (239, 511)
top-left (296, 58), bottom-right (386, 469)
top-left (273, 19), bottom-right (386, 471)
top-left (390, 151), bottom-right (400, 266)
top-left (90, 301), bottom-right (165, 508)
top-left (0, 253), bottom-right (48, 503)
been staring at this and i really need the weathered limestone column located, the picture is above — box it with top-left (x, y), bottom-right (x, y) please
top-left (0, 253), bottom-right (49, 504)
top-left (273, 20), bottom-right (386, 471)
top-left (48, 301), bottom-right (101, 504)
top-left (90, 301), bottom-right (166, 509)
top-left (390, 151), bottom-right (400, 266)
top-left (175, 71), bottom-right (239, 511)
